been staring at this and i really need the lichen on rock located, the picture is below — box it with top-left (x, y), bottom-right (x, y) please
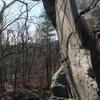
top-left (42, 0), bottom-right (100, 99)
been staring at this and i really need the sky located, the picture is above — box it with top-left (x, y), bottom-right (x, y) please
top-left (0, 0), bottom-right (44, 31)
top-left (28, 1), bottom-right (44, 32)
top-left (0, 0), bottom-right (58, 40)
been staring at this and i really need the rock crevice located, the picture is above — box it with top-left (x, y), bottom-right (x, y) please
top-left (42, 0), bottom-right (100, 99)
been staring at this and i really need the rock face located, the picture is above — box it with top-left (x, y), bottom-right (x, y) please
top-left (50, 65), bottom-right (72, 99)
top-left (42, 0), bottom-right (100, 99)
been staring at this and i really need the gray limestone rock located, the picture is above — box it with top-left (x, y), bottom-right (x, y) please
top-left (42, 0), bottom-right (100, 99)
top-left (50, 65), bottom-right (72, 98)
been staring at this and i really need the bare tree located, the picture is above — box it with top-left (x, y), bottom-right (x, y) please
top-left (0, 0), bottom-right (40, 99)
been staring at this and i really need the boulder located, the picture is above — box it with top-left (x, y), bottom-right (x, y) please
top-left (50, 65), bottom-right (72, 98)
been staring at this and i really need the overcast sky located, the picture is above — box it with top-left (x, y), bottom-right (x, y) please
top-left (0, 0), bottom-right (58, 40)
top-left (0, 0), bottom-right (43, 32)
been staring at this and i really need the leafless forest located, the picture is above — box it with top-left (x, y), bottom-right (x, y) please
top-left (0, 0), bottom-right (60, 100)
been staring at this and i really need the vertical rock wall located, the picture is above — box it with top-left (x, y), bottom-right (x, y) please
top-left (55, 0), bottom-right (100, 99)
top-left (42, 0), bottom-right (100, 99)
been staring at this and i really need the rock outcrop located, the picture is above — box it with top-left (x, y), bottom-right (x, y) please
top-left (42, 0), bottom-right (100, 99)
top-left (50, 64), bottom-right (72, 99)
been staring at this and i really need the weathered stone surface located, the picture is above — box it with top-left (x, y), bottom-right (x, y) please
top-left (55, 0), bottom-right (100, 99)
top-left (42, 0), bottom-right (56, 28)
top-left (43, 0), bottom-right (100, 99)
top-left (51, 65), bottom-right (72, 98)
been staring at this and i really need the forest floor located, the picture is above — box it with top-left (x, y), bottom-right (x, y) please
top-left (2, 72), bottom-right (50, 100)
